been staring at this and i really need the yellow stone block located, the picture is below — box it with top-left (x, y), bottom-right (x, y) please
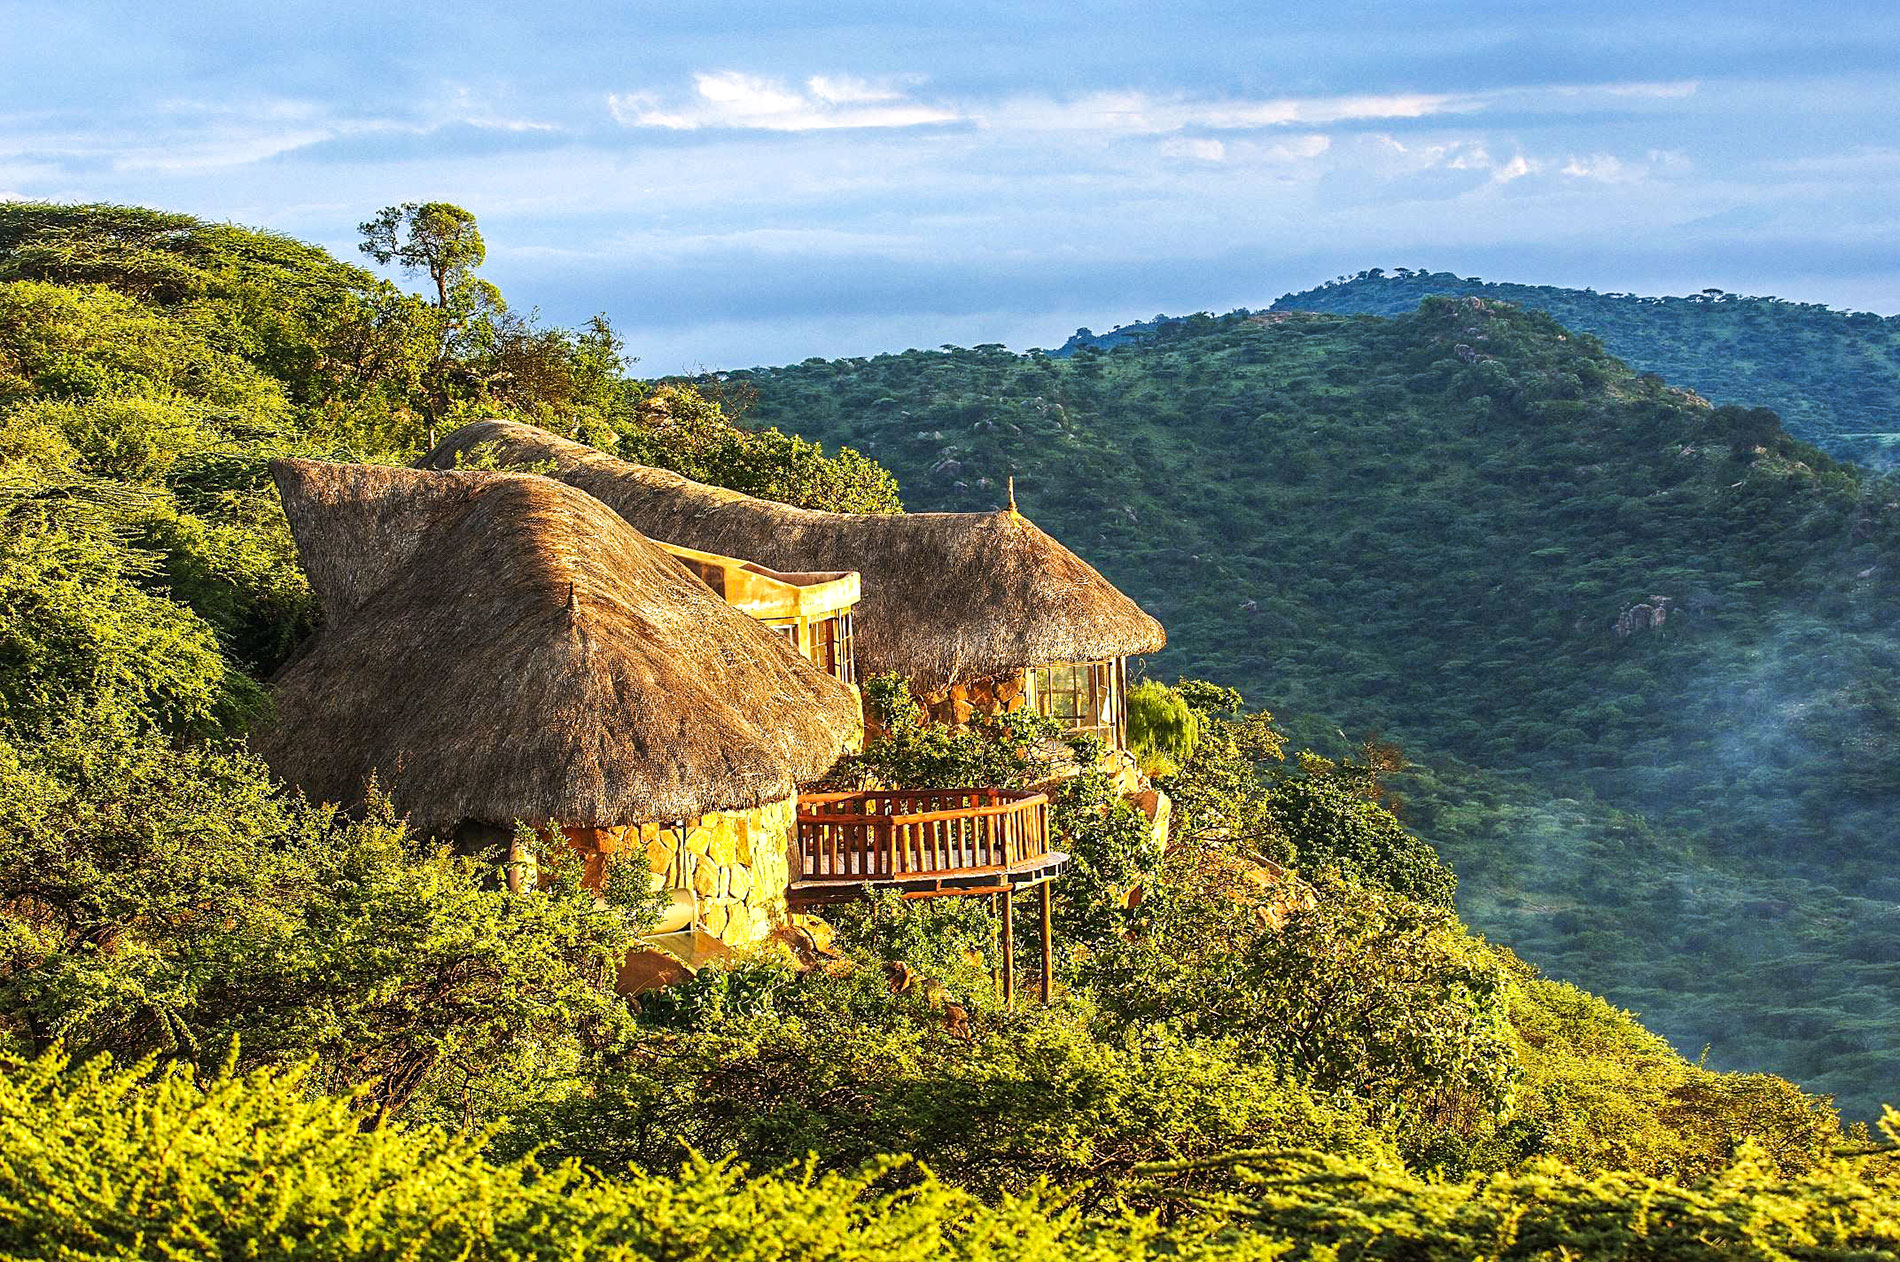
top-left (691, 861), bottom-right (718, 896)
top-left (644, 837), bottom-right (673, 872)
top-left (702, 902), bottom-right (730, 937)
top-left (686, 826), bottom-right (714, 857)
top-left (709, 828), bottom-right (737, 867)
top-left (727, 863), bottom-right (752, 900)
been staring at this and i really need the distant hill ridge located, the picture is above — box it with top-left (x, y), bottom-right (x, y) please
top-left (1056, 270), bottom-right (1900, 467)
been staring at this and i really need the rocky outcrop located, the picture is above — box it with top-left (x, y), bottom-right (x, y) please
top-left (1615, 595), bottom-right (1674, 638)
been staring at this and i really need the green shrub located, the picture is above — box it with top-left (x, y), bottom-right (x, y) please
top-left (1262, 766), bottom-right (1456, 909)
top-left (1126, 680), bottom-right (1200, 777)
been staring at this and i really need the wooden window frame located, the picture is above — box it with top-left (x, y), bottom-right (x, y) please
top-left (1027, 657), bottom-right (1127, 749)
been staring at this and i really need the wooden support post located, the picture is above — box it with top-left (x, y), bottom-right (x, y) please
top-left (1001, 885), bottom-right (1015, 1010)
top-left (1039, 878), bottom-right (1053, 1005)
top-left (991, 892), bottom-right (1002, 995)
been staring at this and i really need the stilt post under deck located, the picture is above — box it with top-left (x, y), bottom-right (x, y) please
top-left (990, 892), bottom-right (1001, 994)
top-left (1001, 885), bottom-right (1015, 1010)
top-left (1039, 879), bottom-right (1053, 1005)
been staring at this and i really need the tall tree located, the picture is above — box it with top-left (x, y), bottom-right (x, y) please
top-left (357, 202), bottom-right (485, 308)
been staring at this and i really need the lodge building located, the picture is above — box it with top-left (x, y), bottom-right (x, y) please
top-left (258, 424), bottom-right (1164, 1000)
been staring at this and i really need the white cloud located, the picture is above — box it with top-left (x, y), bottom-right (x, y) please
top-left (0, 87), bottom-right (569, 180)
top-left (1369, 134), bottom-right (1495, 174)
top-left (1492, 154), bottom-right (1537, 183)
top-left (1599, 80), bottom-right (1700, 99)
top-left (1562, 153), bottom-right (1627, 181)
top-left (608, 72), bottom-right (959, 131)
top-left (985, 89), bottom-right (1467, 135)
top-left (1560, 149), bottom-right (1693, 182)
top-left (806, 75), bottom-right (902, 106)
top-left (1161, 137), bottom-right (1227, 161)
top-left (1195, 92), bottom-right (1460, 128)
top-left (1263, 134), bottom-right (1331, 160)
top-left (428, 86), bottom-right (562, 134)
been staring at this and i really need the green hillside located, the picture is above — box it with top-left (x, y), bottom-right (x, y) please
top-left (738, 303), bottom-right (1900, 1114)
top-left (1271, 270), bottom-right (1900, 467)
top-left (3, 204), bottom-right (1896, 1256)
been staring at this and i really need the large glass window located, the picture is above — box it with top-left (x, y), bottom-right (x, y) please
top-left (1027, 657), bottom-right (1126, 748)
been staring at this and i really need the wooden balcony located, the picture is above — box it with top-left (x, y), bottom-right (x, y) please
top-left (789, 787), bottom-right (1064, 903)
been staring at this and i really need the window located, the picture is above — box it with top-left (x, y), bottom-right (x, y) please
top-left (808, 613), bottom-right (856, 683)
top-left (1027, 657), bottom-right (1126, 748)
top-left (774, 623), bottom-right (800, 652)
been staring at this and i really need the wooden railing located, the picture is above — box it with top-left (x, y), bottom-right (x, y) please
top-left (796, 788), bottom-right (1051, 883)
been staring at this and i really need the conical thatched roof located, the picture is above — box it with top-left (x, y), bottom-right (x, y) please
top-left (418, 421), bottom-right (1166, 695)
top-left (257, 459), bottom-right (861, 832)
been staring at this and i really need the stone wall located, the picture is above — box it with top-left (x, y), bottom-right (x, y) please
top-left (917, 669), bottom-right (1028, 728)
top-left (562, 794), bottom-right (796, 948)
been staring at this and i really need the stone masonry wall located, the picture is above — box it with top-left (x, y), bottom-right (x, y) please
top-left (917, 668), bottom-right (1028, 728)
top-left (562, 794), bottom-right (796, 948)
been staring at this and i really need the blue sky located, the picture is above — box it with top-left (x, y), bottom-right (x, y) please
top-left (3, 1), bottom-right (1896, 371)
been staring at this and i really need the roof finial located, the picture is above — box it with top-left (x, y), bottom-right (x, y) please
top-left (1006, 474), bottom-right (1018, 516)
top-left (565, 580), bottom-right (577, 613)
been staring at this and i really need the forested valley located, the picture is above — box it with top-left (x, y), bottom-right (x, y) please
top-left (742, 300), bottom-right (1900, 1117)
top-left (0, 203), bottom-right (1897, 1258)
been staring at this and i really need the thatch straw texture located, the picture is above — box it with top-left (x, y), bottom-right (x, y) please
top-left (419, 421), bottom-right (1166, 694)
top-left (259, 459), bottom-right (861, 831)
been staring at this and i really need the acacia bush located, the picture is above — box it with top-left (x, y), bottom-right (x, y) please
top-left (4, 1048), bottom-right (1294, 1262)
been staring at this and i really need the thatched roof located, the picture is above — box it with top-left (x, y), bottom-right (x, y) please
top-left (418, 421), bottom-right (1166, 694)
top-left (258, 459), bottom-right (862, 832)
